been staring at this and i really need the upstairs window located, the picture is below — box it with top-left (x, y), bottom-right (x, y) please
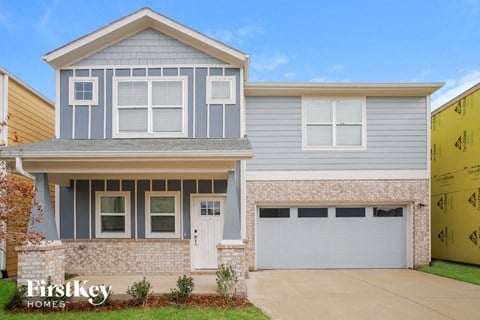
top-left (303, 98), bottom-right (366, 150)
top-left (206, 76), bottom-right (236, 104)
top-left (68, 77), bottom-right (98, 105)
top-left (113, 77), bottom-right (187, 138)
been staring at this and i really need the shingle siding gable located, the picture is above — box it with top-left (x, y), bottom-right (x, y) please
top-left (73, 28), bottom-right (225, 66)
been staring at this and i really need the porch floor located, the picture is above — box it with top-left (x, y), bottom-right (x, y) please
top-left (69, 274), bottom-right (217, 296)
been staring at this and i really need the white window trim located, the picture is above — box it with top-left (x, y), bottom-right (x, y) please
top-left (95, 191), bottom-right (131, 238)
top-left (112, 76), bottom-right (188, 138)
top-left (206, 76), bottom-right (236, 104)
top-left (145, 191), bottom-right (181, 239)
top-left (302, 97), bottom-right (367, 151)
top-left (68, 77), bottom-right (98, 106)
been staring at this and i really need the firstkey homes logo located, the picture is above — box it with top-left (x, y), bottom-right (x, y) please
top-left (26, 280), bottom-right (112, 308)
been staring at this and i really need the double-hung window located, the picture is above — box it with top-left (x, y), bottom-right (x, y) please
top-left (303, 98), bottom-right (366, 149)
top-left (95, 192), bottom-right (131, 238)
top-left (145, 192), bottom-right (180, 238)
top-left (114, 77), bottom-right (187, 137)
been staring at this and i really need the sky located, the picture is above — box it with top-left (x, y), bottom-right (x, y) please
top-left (1, 0), bottom-right (480, 110)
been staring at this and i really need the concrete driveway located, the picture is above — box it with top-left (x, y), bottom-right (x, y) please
top-left (247, 269), bottom-right (480, 320)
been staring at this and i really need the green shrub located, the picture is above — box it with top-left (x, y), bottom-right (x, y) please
top-left (166, 275), bottom-right (195, 305)
top-left (126, 277), bottom-right (153, 306)
top-left (216, 264), bottom-right (238, 299)
top-left (5, 285), bottom-right (27, 310)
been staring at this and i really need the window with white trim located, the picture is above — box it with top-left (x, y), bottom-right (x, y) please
top-left (303, 98), bottom-right (366, 149)
top-left (206, 76), bottom-right (236, 104)
top-left (145, 192), bottom-right (181, 238)
top-left (95, 192), bottom-right (131, 238)
top-left (113, 77), bottom-right (187, 138)
top-left (68, 77), bottom-right (98, 105)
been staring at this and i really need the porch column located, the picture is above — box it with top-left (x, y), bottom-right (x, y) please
top-left (30, 173), bottom-right (58, 240)
top-left (223, 171), bottom-right (240, 240)
top-left (16, 173), bottom-right (64, 287)
top-left (218, 170), bottom-right (247, 294)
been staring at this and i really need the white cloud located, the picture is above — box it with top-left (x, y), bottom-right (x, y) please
top-left (206, 24), bottom-right (264, 46)
top-left (283, 72), bottom-right (296, 80)
top-left (37, 7), bottom-right (52, 28)
top-left (409, 69), bottom-right (432, 82)
top-left (331, 64), bottom-right (345, 72)
top-left (252, 55), bottom-right (289, 72)
top-left (0, 6), bottom-right (12, 31)
top-left (431, 70), bottom-right (480, 110)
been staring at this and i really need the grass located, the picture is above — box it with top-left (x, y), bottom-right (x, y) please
top-left (0, 279), bottom-right (269, 320)
top-left (420, 259), bottom-right (480, 285)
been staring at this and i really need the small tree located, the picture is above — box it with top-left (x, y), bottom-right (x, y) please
top-left (0, 117), bottom-right (43, 253)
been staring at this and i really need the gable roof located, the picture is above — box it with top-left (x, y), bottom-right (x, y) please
top-left (432, 82), bottom-right (480, 116)
top-left (0, 65), bottom-right (54, 106)
top-left (43, 7), bottom-right (249, 69)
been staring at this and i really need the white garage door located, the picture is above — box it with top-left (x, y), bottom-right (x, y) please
top-left (257, 206), bottom-right (407, 269)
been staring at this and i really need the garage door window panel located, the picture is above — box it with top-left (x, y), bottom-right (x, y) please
top-left (298, 208), bottom-right (328, 218)
top-left (374, 207), bottom-right (403, 217)
top-left (259, 208), bottom-right (290, 218)
top-left (336, 208), bottom-right (366, 218)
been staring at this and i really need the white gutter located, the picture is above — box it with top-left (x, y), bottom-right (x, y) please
top-left (15, 157), bottom-right (36, 180)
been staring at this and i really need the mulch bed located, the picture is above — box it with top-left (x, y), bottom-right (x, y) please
top-left (8, 294), bottom-right (253, 313)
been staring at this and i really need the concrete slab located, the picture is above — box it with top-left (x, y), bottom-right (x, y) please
top-left (247, 269), bottom-right (480, 320)
top-left (69, 274), bottom-right (217, 296)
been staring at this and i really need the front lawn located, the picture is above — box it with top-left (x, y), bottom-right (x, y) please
top-left (0, 279), bottom-right (269, 320)
top-left (420, 259), bottom-right (480, 285)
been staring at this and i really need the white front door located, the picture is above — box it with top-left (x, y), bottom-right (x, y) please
top-left (191, 197), bottom-right (225, 269)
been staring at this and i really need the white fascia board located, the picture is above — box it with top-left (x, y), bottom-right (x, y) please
top-left (43, 8), bottom-right (248, 68)
top-left (244, 82), bottom-right (444, 97)
top-left (4, 150), bottom-right (253, 160)
top-left (246, 170), bottom-right (430, 181)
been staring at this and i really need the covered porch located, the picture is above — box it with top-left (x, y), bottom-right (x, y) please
top-left (0, 138), bottom-right (252, 292)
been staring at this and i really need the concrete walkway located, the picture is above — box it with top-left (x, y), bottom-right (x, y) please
top-left (70, 274), bottom-right (217, 296)
top-left (247, 269), bottom-right (480, 320)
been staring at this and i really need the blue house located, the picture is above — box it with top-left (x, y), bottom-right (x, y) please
top-left (0, 8), bottom-right (442, 291)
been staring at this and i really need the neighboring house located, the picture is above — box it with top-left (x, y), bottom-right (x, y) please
top-left (431, 82), bottom-right (480, 265)
top-left (0, 66), bottom-right (55, 277)
top-left (0, 8), bottom-right (442, 289)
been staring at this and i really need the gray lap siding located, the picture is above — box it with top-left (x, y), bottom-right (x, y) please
top-left (245, 96), bottom-right (428, 171)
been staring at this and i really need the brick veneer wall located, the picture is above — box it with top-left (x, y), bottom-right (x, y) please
top-left (17, 242), bottom-right (65, 287)
top-left (217, 243), bottom-right (247, 294)
top-left (246, 179), bottom-right (430, 270)
top-left (63, 239), bottom-right (190, 275)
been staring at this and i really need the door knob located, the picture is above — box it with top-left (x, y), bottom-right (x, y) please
top-left (194, 234), bottom-right (198, 246)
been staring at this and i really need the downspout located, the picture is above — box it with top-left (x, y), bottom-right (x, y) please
top-left (15, 157), bottom-right (36, 181)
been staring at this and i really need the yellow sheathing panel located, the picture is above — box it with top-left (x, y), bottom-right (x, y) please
top-left (431, 86), bottom-right (480, 265)
top-left (7, 79), bottom-right (54, 146)
top-left (5, 79), bottom-right (54, 277)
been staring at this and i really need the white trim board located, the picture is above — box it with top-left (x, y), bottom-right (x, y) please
top-left (246, 170), bottom-right (429, 181)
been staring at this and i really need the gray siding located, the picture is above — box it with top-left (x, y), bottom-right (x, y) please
top-left (74, 28), bottom-right (224, 66)
top-left (245, 96), bottom-right (428, 171)
top-left (59, 66), bottom-right (241, 139)
top-left (59, 178), bottom-right (229, 240)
